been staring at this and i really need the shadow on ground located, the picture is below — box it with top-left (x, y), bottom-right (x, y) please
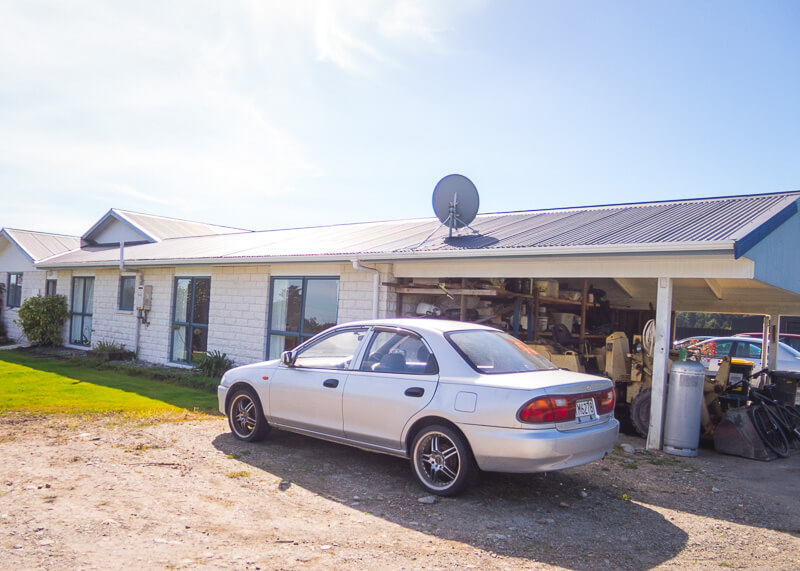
top-left (213, 429), bottom-right (688, 570)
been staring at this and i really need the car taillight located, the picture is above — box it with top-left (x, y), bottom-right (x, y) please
top-left (596, 388), bottom-right (616, 415)
top-left (518, 387), bottom-right (616, 424)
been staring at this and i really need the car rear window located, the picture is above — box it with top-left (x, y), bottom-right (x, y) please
top-left (446, 330), bottom-right (557, 374)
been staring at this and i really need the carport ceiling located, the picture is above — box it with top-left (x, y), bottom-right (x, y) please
top-left (596, 277), bottom-right (800, 315)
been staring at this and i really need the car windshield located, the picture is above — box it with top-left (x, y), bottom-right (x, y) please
top-left (446, 330), bottom-right (558, 374)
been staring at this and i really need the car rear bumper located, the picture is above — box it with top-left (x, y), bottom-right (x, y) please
top-left (462, 418), bottom-right (619, 473)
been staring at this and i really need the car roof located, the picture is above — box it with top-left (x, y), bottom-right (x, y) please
top-left (735, 332), bottom-right (800, 338)
top-left (334, 318), bottom-right (497, 335)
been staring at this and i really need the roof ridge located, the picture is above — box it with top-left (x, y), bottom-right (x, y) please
top-left (481, 190), bottom-right (800, 218)
top-left (2, 227), bottom-right (81, 238)
top-left (112, 208), bottom-right (251, 232)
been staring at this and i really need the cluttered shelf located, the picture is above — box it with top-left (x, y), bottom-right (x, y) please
top-left (536, 331), bottom-right (607, 340)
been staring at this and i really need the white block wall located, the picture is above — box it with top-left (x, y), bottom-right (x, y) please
top-left (88, 269), bottom-right (138, 351)
top-left (136, 267), bottom-right (177, 364)
top-left (338, 263), bottom-right (396, 322)
top-left (207, 265), bottom-right (270, 366)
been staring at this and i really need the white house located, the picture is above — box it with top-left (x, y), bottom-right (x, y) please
top-left (0, 228), bottom-right (81, 343)
top-left (5, 192), bottom-right (800, 450)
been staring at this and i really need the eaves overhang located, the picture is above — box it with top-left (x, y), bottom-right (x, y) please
top-left (35, 240), bottom-right (736, 270)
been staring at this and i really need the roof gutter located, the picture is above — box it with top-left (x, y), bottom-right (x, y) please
top-left (351, 259), bottom-right (380, 319)
top-left (35, 240), bottom-right (737, 270)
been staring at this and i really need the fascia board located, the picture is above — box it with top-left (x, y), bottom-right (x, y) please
top-left (35, 240), bottom-right (735, 269)
top-left (733, 199), bottom-right (799, 258)
top-left (81, 209), bottom-right (159, 243)
top-left (0, 229), bottom-right (36, 263)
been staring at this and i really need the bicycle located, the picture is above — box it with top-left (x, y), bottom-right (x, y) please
top-left (739, 368), bottom-right (800, 458)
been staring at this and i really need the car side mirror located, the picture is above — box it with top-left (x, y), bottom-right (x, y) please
top-left (281, 350), bottom-right (296, 367)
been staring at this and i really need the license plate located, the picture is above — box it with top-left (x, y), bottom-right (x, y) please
top-left (575, 398), bottom-right (597, 422)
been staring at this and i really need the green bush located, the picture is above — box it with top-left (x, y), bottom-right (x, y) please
top-left (15, 294), bottom-right (69, 347)
top-left (91, 339), bottom-right (136, 361)
top-left (193, 350), bottom-right (235, 378)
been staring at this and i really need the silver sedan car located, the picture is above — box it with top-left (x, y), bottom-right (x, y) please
top-left (218, 319), bottom-right (619, 496)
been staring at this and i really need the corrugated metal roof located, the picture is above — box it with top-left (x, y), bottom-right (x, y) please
top-left (38, 191), bottom-right (800, 267)
top-left (1, 229), bottom-right (80, 262)
top-left (81, 208), bottom-right (250, 243)
top-left (116, 209), bottom-right (250, 240)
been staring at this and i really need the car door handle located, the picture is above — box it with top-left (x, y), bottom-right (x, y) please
top-left (405, 387), bottom-right (424, 398)
top-left (323, 379), bottom-right (339, 388)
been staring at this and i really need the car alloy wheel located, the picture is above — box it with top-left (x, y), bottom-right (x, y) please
top-left (411, 425), bottom-right (474, 496)
top-left (227, 388), bottom-right (269, 442)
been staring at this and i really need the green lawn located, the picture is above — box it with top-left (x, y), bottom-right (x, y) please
top-left (0, 350), bottom-right (219, 415)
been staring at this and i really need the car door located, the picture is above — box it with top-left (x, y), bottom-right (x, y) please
top-left (699, 340), bottom-right (734, 372)
top-left (269, 327), bottom-right (368, 437)
top-left (342, 327), bottom-right (439, 450)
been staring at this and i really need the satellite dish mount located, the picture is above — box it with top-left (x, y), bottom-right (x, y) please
top-left (420, 174), bottom-right (480, 245)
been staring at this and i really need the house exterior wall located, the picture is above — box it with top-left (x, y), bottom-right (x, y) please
top-left (44, 261), bottom-right (388, 366)
top-left (135, 267), bottom-right (176, 364)
top-left (207, 265), bottom-right (270, 366)
top-left (0, 240), bottom-right (47, 343)
top-left (85, 269), bottom-right (139, 351)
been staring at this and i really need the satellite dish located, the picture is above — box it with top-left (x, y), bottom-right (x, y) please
top-left (432, 174), bottom-right (479, 237)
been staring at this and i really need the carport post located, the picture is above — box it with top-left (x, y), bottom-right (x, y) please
top-left (764, 315), bottom-right (780, 372)
top-left (646, 277), bottom-right (673, 451)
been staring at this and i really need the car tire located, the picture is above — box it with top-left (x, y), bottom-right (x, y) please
top-left (630, 388), bottom-right (651, 438)
top-left (410, 424), bottom-right (476, 497)
top-left (227, 387), bottom-right (270, 442)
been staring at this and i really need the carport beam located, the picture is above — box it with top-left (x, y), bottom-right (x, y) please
top-left (647, 277), bottom-right (673, 451)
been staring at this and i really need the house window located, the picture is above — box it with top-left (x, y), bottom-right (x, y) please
top-left (266, 277), bottom-right (339, 360)
top-left (119, 276), bottom-right (136, 311)
top-left (70, 277), bottom-right (95, 346)
top-left (45, 279), bottom-right (57, 297)
top-left (6, 273), bottom-right (22, 308)
top-left (170, 277), bottom-right (211, 363)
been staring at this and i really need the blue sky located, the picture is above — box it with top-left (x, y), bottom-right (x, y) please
top-left (1, 1), bottom-right (799, 236)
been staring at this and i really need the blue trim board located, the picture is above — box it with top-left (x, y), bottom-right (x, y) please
top-left (734, 200), bottom-right (798, 259)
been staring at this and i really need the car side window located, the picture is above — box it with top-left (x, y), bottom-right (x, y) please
top-left (736, 343), bottom-right (761, 359)
top-left (359, 330), bottom-right (438, 375)
top-left (710, 341), bottom-right (733, 358)
top-left (293, 329), bottom-right (367, 370)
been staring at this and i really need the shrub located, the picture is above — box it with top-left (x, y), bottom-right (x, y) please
top-left (91, 339), bottom-right (135, 361)
top-left (15, 294), bottom-right (69, 346)
top-left (193, 350), bottom-right (235, 378)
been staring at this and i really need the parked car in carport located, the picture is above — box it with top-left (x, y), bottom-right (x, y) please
top-left (689, 336), bottom-right (800, 374)
top-left (218, 319), bottom-right (619, 496)
top-left (735, 332), bottom-right (800, 352)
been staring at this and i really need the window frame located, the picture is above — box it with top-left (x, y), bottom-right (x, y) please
top-left (291, 326), bottom-right (369, 371)
top-left (7, 272), bottom-right (22, 308)
top-left (169, 276), bottom-right (211, 364)
top-left (358, 326), bottom-right (439, 375)
top-left (69, 276), bottom-right (94, 346)
top-left (118, 275), bottom-right (136, 311)
top-left (265, 276), bottom-right (340, 359)
top-left (45, 279), bottom-right (57, 297)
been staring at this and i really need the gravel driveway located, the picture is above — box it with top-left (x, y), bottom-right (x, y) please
top-left (1, 413), bottom-right (798, 569)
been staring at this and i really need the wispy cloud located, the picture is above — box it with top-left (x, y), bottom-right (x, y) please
top-left (0, 0), bottom-right (472, 232)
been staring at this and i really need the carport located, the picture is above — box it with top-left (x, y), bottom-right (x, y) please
top-left (368, 191), bottom-right (800, 450)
